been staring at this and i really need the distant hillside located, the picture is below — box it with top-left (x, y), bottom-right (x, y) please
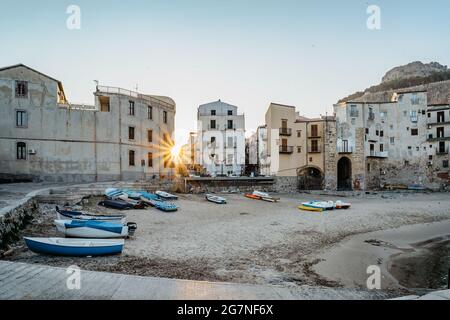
top-left (339, 61), bottom-right (450, 103)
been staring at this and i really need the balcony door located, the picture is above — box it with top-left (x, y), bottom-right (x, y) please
top-left (281, 119), bottom-right (287, 129)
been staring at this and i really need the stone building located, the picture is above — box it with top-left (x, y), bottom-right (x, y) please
top-left (263, 103), bottom-right (334, 189)
top-left (195, 100), bottom-right (245, 176)
top-left (329, 88), bottom-right (450, 190)
top-left (0, 64), bottom-right (176, 182)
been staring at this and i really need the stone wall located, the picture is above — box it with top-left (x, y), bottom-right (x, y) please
top-left (0, 198), bottom-right (38, 249)
top-left (324, 121), bottom-right (337, 190)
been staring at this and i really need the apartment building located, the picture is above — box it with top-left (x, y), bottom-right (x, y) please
top-left (0, 64), bottom-right (176, 182)
top-left (426, 103), bottom-right (450, 178)
top-left (196, 100), bottom-right (245, 176)
top-left (264, 103), bottom-right (333, 189)
top-left (331, 89), bottom-right (449, 190)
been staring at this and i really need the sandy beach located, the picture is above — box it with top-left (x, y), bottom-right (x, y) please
top-left (3, 191), bottom-right (450, 294)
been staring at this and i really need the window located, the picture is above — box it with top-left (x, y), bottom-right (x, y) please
top-left (367, 163), bottom-right (371, 172)
top-left (365, 128), bottom-right (369, 134)
top-left (15, 81), bottom-right (28, 98)
top-left (410, 111), bottom-right (418, 122)
top-left (311, 140), bottom-right (319, 152)
top-left (297, 130), bottom-right (301, 137)
top-left (147, 130), bottom-right (153, 143)
top-left (437, 127), bottom-right (444, 138)
top-left (380, 130), bottom-right (384, 137)
top-left (404, 160), bottom-right (410, 166)
top-left (375, 130), bottom-right (379, 136)
top-left (429, 155), bottom-right (433, 161)
top-left (380, 144), bottom-right (384, 152)
top-left (411, 93), bottom-right (419, 105)
top-left (443, 160), bottom-right (449, 168)
top-left (17, 142), bottom-right (26, 160)
top-left (211, 110), bottom-right (216, 116)
top-left (227, 110), bottom-right (233, 116)
top-left (227, 154), bottom-right (233, 165)
top-left (411, 128), bottom-right (418, 136)
top-left (129, 150), bottom-right (135, 166)
top-left (427, 113), bottom-right (431, 118)
top-left (351, 118), bottom-right (355, 125)
top-left (227, 120), bottom-right (233, 129)
top-left (437, 111), bottom-right (445, 123)
top-left (210, 120), bottom-right (216, 129)
top-left (390, 137), bottom-right (395, 144)
top-left (311, 125), bottom-right (318, 137)
top-left (99, 96), bottom-right (110, 112)
top-left (129, 101), bottom-right (135, 115)
top-left (128, 127), bottom-right (135, 140)
top-left (210, 137), bottom-right (216, 144)
top-left (148, 106), bottom-right (153, 119)
top-left (309, 157), bottom-right (313, 162)
top-left (297, 146), bottom-right (302, 153)
top-left (350, 105), bottom-right (358, 117)
top-left (380, 112), bottom-right (387, 121)
top-left (163, 111), bottom-right (168, 124)
top-left (16, 110), bottom-right (27, 127)
top-left (148, 152), bottom-right (153, 167)
top-left (227, 136), bottom-right (233, 148)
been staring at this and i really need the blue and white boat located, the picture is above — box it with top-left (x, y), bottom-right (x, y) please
top-left (155, 190), bottom-right (178, 200)
top-left (301, 201), bottom-right (334, 210)
top-left (24, 237), bottom-right (124, 256)
top-left (146, 199), bottom-right (178, 212)
top-left (56, 206), bottom-right (126, 224)
top-left (206, 194), bottom-right (226, 204)
top-left (54, 219), bottom-right (136, 238)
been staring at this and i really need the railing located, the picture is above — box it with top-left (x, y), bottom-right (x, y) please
top-left (279, 128), bottom-right (292, 136)
top-left (337, 146), bottom-right (354, 153)
top-left (436, 147), bottom-right (449, 155)
top-left (279, 146), bottom-right (294, 154)
top-left (428, 135), bottom-right (450, 141)
top-left (308, 146), bottom-right (322, 153)
top-left (367, 151), bottom-right (388, 158)
top-left (96, 85), bottom-right (174, 109)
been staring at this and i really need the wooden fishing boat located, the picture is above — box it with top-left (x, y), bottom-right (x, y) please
top-left (298, 205), bottom-right (323, 212)
top-left (24, 237), bottom-right (124, 256)
top-left (56, 206), bottom-right (126, 224)
top-left (155, 190), bottom-right (178, 200)
top-left (206, 194), bottom-right (226, 204)
top-left (54, 219), bottom-right (136, 238)
top-left (253, 191), bottom-right (280, 202)
top-left (334, 200), bottom-right (351, 209)
top-left (98, 199), bottom-right (134, 210)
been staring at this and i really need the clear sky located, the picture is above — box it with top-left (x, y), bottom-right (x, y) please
top-left (1, 0), bottom-right (449, 139)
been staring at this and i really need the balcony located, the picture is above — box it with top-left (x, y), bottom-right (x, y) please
top-left (367, 151), bottom-right (388, 158)
top-left (427, 135), bottom-right (450, 142)
top-left (279, 146), bottom-right (294, 154)
top-left (427, 120), bottom-right (450, 126)
top-left (279, 128), bottom-right (292, 136)
top-left (436, 147), bottom-right (449, 155)
top-left (308, 146), bottom-right (322, 153)
top-left (337, 146), bottom-right (354, 154)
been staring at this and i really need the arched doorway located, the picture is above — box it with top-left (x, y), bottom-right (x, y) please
top-left (298, 167), bottom-right (323, 190)
top-left (337, 157), bottom-right (352, 190)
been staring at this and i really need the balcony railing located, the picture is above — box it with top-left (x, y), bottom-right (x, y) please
top-left (427, 120), bottom-right (450, 126)
top-left (337, 146), bottom-right (354, 154)
top-left (308, 146), bottom-right (322, 153)
top-left (427, 135), bottom-right (450, 142)
top-left (279, 146), bottom-right (294, 154)
top-left (436, 147), bottom-right (449, 155)
top-left (279, 128), bottom-right (292, 136)
top-left (367, 151), bottom-right (388, 158)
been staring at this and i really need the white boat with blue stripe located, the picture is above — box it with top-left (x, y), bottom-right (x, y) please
top-left (55, 219), bottom-right (136, 238)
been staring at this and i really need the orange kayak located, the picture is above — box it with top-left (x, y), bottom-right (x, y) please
top-left (245, 194), bottom-right (261, 200)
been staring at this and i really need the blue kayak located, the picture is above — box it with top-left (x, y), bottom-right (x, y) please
top-left (24, 237), bottom-right (124, 256)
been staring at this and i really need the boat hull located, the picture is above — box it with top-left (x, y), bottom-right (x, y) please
top-left (56, 211), bottom-right (126, 224)
top-left (24, 237), bottom-right (124, 256)
top-left (298, 205), bottom-right (323, 212)
top-left (55, 220), bottom-right (129, 238)
top-left (206, 194), bottom-right (226, 204)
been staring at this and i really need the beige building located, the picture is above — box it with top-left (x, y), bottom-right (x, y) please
top-left (264, 103), bottom-right (334, 189)
top-left (0, 64), bottom-right (176, 182)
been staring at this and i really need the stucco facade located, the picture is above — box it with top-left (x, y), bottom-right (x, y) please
top-left (0, 64), bottom-right (175, 182)
top-left (196, 100), bottom-right (245, 176)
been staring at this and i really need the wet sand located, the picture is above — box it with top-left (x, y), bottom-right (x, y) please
top-left (313, 220), bottom-right (450, 292)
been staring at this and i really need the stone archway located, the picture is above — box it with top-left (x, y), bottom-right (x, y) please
top-left (337, 157), bottom-right (352, 190)
top-left (297, 166), bottom-right (323, 191)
